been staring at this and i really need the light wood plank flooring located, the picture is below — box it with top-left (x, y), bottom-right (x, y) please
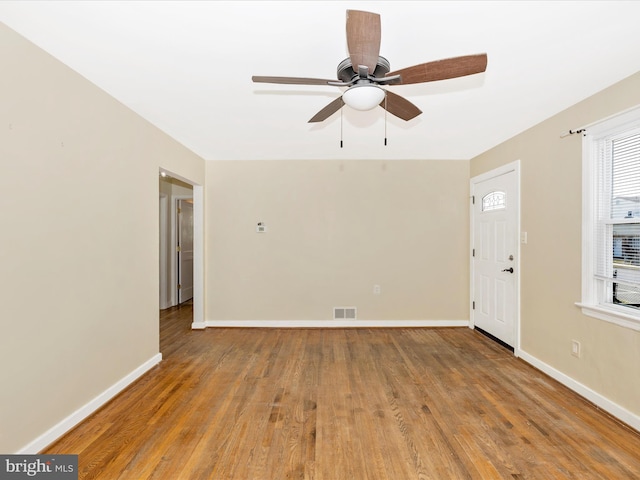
top-left (44, 303), bottom-right (640, 479)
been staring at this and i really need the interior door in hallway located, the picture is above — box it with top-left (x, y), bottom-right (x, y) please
top-left (177, 199), bottom-right (194, 304)
top-left (472, 166), bottom-right (519, 348)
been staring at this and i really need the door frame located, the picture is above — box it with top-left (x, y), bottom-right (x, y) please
top-left (172, 194), bottom-right (194, 306)
top-left (159, 193), bottom-right (170, 310)
top-left (470, 160), bottom-right (521, 356)
top-left (160, 168), bottom-right (205, 329)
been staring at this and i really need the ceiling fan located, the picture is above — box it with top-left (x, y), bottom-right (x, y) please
top-left (252, 10), bottom-right (488, 123)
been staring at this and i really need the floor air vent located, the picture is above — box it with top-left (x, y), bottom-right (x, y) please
top-left (334, 307), bottom-right (357, 320)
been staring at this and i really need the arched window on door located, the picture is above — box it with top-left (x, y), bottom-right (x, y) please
top-left (482, 191), bottom-right (506, 211)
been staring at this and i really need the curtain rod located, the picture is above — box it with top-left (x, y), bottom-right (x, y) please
top-left (560, 103), bottom-right (640, 139)
top-left (559, 128), bottom-right (586, 138)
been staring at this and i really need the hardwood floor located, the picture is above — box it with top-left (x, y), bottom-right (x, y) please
top-left (44, 304), bottom-right (640, 479)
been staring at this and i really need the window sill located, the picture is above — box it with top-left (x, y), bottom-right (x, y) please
top-left (575, 302), bottom-right (640, 331)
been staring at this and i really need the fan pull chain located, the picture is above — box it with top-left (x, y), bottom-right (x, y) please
top-left (384, 92), bottom-right (388, 146)
top-left (340, 107), bottom-right (343, 148)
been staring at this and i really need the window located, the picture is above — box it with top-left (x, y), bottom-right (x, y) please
top-left (580, 106), bottom-right (640, 330)
top-left (482, 191), bottom-right (506, 211)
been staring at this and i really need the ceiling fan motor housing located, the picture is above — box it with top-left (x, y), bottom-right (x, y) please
top-left (337, 56), bottom-right (391, 83)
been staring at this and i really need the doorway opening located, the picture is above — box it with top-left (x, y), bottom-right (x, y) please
top-left (159, 169), bottom-right (204, 331)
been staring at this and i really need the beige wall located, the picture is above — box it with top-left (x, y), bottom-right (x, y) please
top-left (0, 23), bottom-right (204, 453)
top-left (471, 71), bottom-right (640, 416)
top-left (205, 160), bottom-right (470, 322)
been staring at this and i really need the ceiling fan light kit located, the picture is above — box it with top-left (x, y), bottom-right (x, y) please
top-left (342, 84), bottom-right (386, 111)
top-left (252, 10), bottom-right (487, 124)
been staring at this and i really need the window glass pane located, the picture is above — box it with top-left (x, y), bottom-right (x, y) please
top-left (482, 191), bottom-right (506, 211)
top-left (611, 132), bottom-right (640, 219)
top-left (613, 224), bottom-right (640, 266)
top-left (613, 280), bottom-right (640, 308)
top-left (612, 223), bottom-right (640, 307)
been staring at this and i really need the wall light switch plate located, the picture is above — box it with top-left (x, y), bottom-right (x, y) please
top-left (571, 340), bottom-right (581, 358)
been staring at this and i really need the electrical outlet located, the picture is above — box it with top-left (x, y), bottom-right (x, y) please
top-left (571, 340), bottom-right (581, 358)
top-left (373, 285), bottom-right (381, 295)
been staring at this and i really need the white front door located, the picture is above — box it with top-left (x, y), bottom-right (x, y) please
top-left (177, 199), bottom-right (194, 303)
top-left (471, 163), bottom-right (519, 348)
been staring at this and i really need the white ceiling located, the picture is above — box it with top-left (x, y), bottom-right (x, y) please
top-left (2, 1), bottom-right (640, 161)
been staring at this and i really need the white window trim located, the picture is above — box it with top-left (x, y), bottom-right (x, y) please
top-left (577, 105), bottom-right (640, 331)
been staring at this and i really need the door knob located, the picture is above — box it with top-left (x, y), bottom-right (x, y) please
top-left (502, 267), bottom-right (514, 273)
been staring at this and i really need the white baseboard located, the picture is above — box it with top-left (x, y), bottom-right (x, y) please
top-left (191, 321), bottom-right (207, 329)
top-left (518, 349), bottom-right (640, 432)
top-left (18, 353), bottom-right (162, 454)
top-left (204, 319), bottom-right (469, 328)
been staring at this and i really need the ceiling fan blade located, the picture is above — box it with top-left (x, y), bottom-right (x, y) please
top-left (308, 97), bottom-right (345, 123)
top-left (252, 76), bottom-right (336, 86)
top-left (346, 10), bottom-right (381, 74)
top-left (386, 54), bottom-right (488, 85)
top-left (380, 90), bottom-right (422, 121)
